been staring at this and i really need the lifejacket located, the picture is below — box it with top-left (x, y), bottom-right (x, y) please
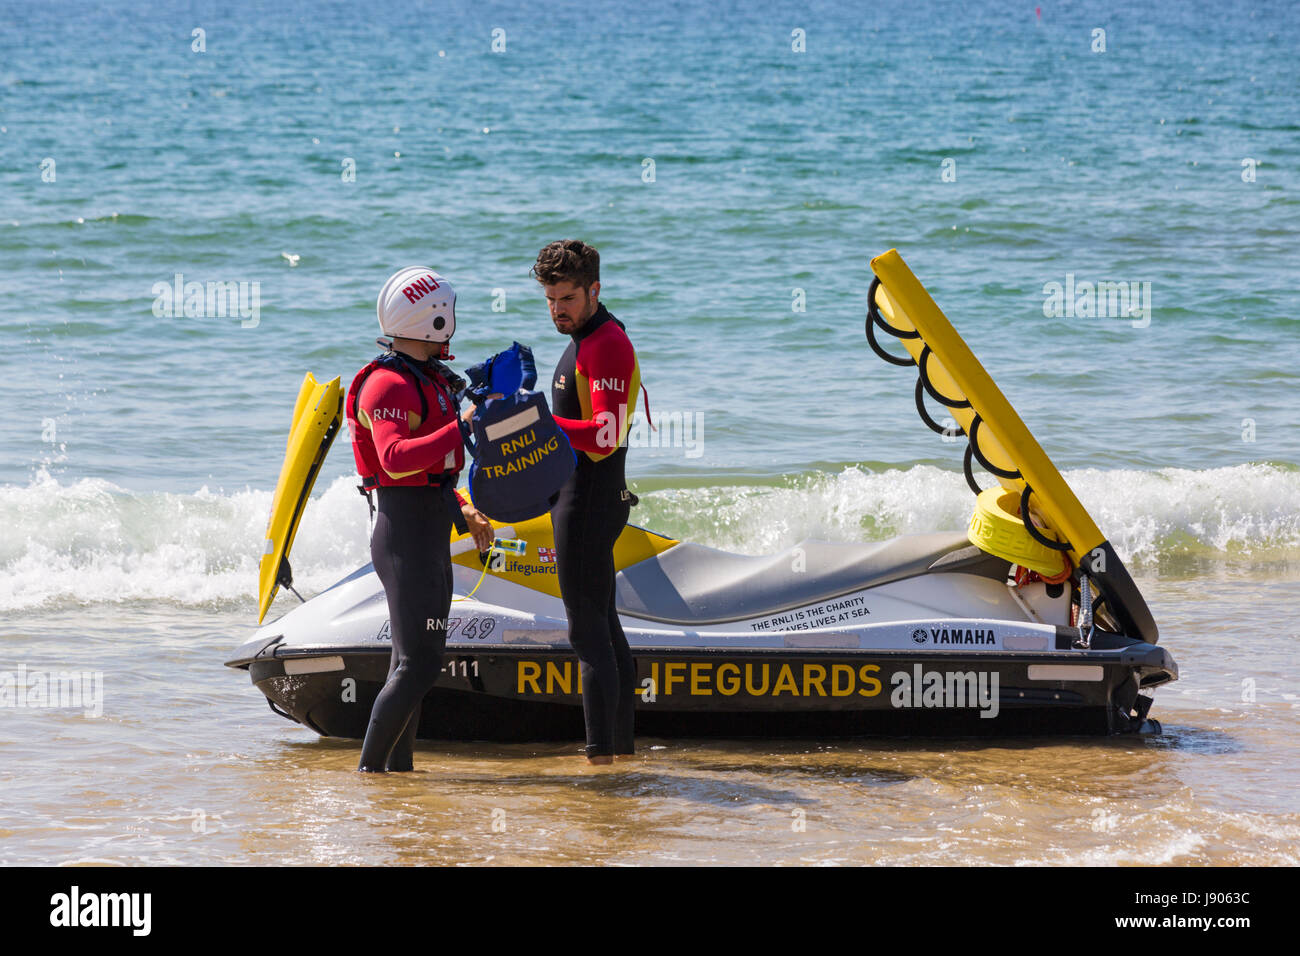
top-left (347, 350), bottom-right (469, 528)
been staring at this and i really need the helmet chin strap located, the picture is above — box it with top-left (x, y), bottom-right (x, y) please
top-left (379, 336), bottom-right (453, 362)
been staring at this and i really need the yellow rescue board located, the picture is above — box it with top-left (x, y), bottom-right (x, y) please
top-left (449, 507), bottom-right (677, 599)
top-left (257, 373), bottom-right (344, 623)
top-left (867, 249), bottom-right (1158, 643)
top-left (870, 249), bottom-right (1103, 559)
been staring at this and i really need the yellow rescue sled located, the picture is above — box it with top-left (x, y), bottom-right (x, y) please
top-left (257, 373), bottom-right (343, 624)
top-left (866, 249), bottom-right (1158, 644)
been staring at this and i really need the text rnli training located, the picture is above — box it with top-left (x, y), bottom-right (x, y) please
top-left (479, 428), bottom-right (562, 479)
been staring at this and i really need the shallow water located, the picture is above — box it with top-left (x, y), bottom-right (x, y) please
top-left (3, 0), bottom-right (1298, 865)
top-left (3, 558), bottom-right (1296, 866)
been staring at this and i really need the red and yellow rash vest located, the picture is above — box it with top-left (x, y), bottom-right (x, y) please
top-left (551, 304), bottom-right (640, 465)
top-left (347, 355), bottom-right (466, 489)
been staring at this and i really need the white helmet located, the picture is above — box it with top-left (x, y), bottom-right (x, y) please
top-left (376, 266), bottom-right (456, 342)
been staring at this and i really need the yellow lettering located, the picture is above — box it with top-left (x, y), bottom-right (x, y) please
top-left (803, 663), bottom-right (827, 697)
top-left (498, 431), bottom-right (538, 456)
top-left (664, 662), bottom-right (686, 695)
top-left (716, 663), bottom-right (741, 696)
top-left (858, 663), bottom-right (881, 697)
top-left (745, 663), bottom-right (770, 696)
top-left (773, 664), bottom-right (799, 696)
top-left (546, 660), bottom-right (571, 695)
top-left (517, 661), bottom-right (541, 694)
top-left (831, 663), bottom-right (855, 697)
top-left (690, 662), bottom-right (711, 695)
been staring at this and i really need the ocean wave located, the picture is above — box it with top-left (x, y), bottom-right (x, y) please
top-left (0, 471), bottom-right (367, 614)
top-left (2, 463), bottom-right (1297, 613)
top-left (642, 462), bottom-right (1300, 561)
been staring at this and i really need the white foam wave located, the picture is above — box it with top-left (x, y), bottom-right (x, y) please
top-left (2, 462), bottom-right (1297, 612)
top-left (0, 472), bottom-right (369, 614)
top-left (642, 462), bottom-right (1300, 562)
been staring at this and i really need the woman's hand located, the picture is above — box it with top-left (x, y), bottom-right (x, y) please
top-left (461, 504), bottom-right (495, 552)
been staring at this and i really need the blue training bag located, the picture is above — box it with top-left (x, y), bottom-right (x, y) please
top-left (463, 341), bottom-right (537, 402)
top-left (463, 344), bottom-right (576, 523)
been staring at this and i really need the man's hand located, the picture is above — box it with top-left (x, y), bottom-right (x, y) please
top-left (461, 504), bottom-right (495, 552)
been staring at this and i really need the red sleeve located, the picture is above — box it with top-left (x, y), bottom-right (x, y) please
top-left (454, 489), bottom-right (468, 507)
top-left (360, 369), bottom-right (462, 477)
top-left (554, 328), bottom-right (635, 455)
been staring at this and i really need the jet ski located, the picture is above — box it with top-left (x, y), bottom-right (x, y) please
top-left (226, 250), bottom-right (1177, 739)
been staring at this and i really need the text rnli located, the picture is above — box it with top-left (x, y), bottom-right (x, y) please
top-left (401, 274), bottom-right (441, 303)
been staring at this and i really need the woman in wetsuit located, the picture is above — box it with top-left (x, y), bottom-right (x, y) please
top-left (347, 266), bottom-right (492, 772)
top-left (532, 240), bottom-right (641, 765)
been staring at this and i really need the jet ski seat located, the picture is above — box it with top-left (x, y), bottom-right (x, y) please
top-left (615, 532), bottom-right (973, 625)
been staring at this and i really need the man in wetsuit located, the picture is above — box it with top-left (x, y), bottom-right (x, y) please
top-left (532, 240), bottom-right (640, 765)
top-left (348, 266), bottom-right (493, 773)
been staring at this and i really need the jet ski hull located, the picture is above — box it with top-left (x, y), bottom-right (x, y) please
top-left (227, 530), bottom-right (1176, 740)
top-left (229, 635), bottom-right (1176, 740)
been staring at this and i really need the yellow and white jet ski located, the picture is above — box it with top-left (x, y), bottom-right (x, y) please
top-left (226, 251), bottom-right (1176, 738)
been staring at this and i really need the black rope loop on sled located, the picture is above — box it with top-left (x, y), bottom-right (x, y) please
top-left (968, 414), bottom-right (1022, 479)
top-left (867, 274), bottom-right (997, 504)
top-left (915, 377), bottom-right (964, 437)
top-left (865, 276), bottom-right (918, 366)
top-left (867, 276), bottom-right (921, 339)
top-left (962, 443), bottom-right (986, 495)
top-left (918, 345), bottom-right (972, 409)
top-left (866, 305), bottom-right (916, 366)
top-left (1019, 483), bottom-right (1074, 552)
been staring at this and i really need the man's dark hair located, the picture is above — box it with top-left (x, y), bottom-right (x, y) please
top-left (531, 239), bottom-right (600, 289)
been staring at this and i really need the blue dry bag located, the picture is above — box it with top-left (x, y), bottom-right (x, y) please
top-left (463, 344), bottom-right (575, 523)
top-left (463, 341), bottom-right (537, 402)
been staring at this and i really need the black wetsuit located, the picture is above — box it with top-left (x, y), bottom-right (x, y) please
top-left (550, 305), bottom-right (639, 757)
top-left (348, 355), bottom-right (465, 772)
top-left (360, 485), bottom-right (454, 771)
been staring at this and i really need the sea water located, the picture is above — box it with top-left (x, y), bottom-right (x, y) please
top-left (1, 0), bottom-right (1298, 865)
